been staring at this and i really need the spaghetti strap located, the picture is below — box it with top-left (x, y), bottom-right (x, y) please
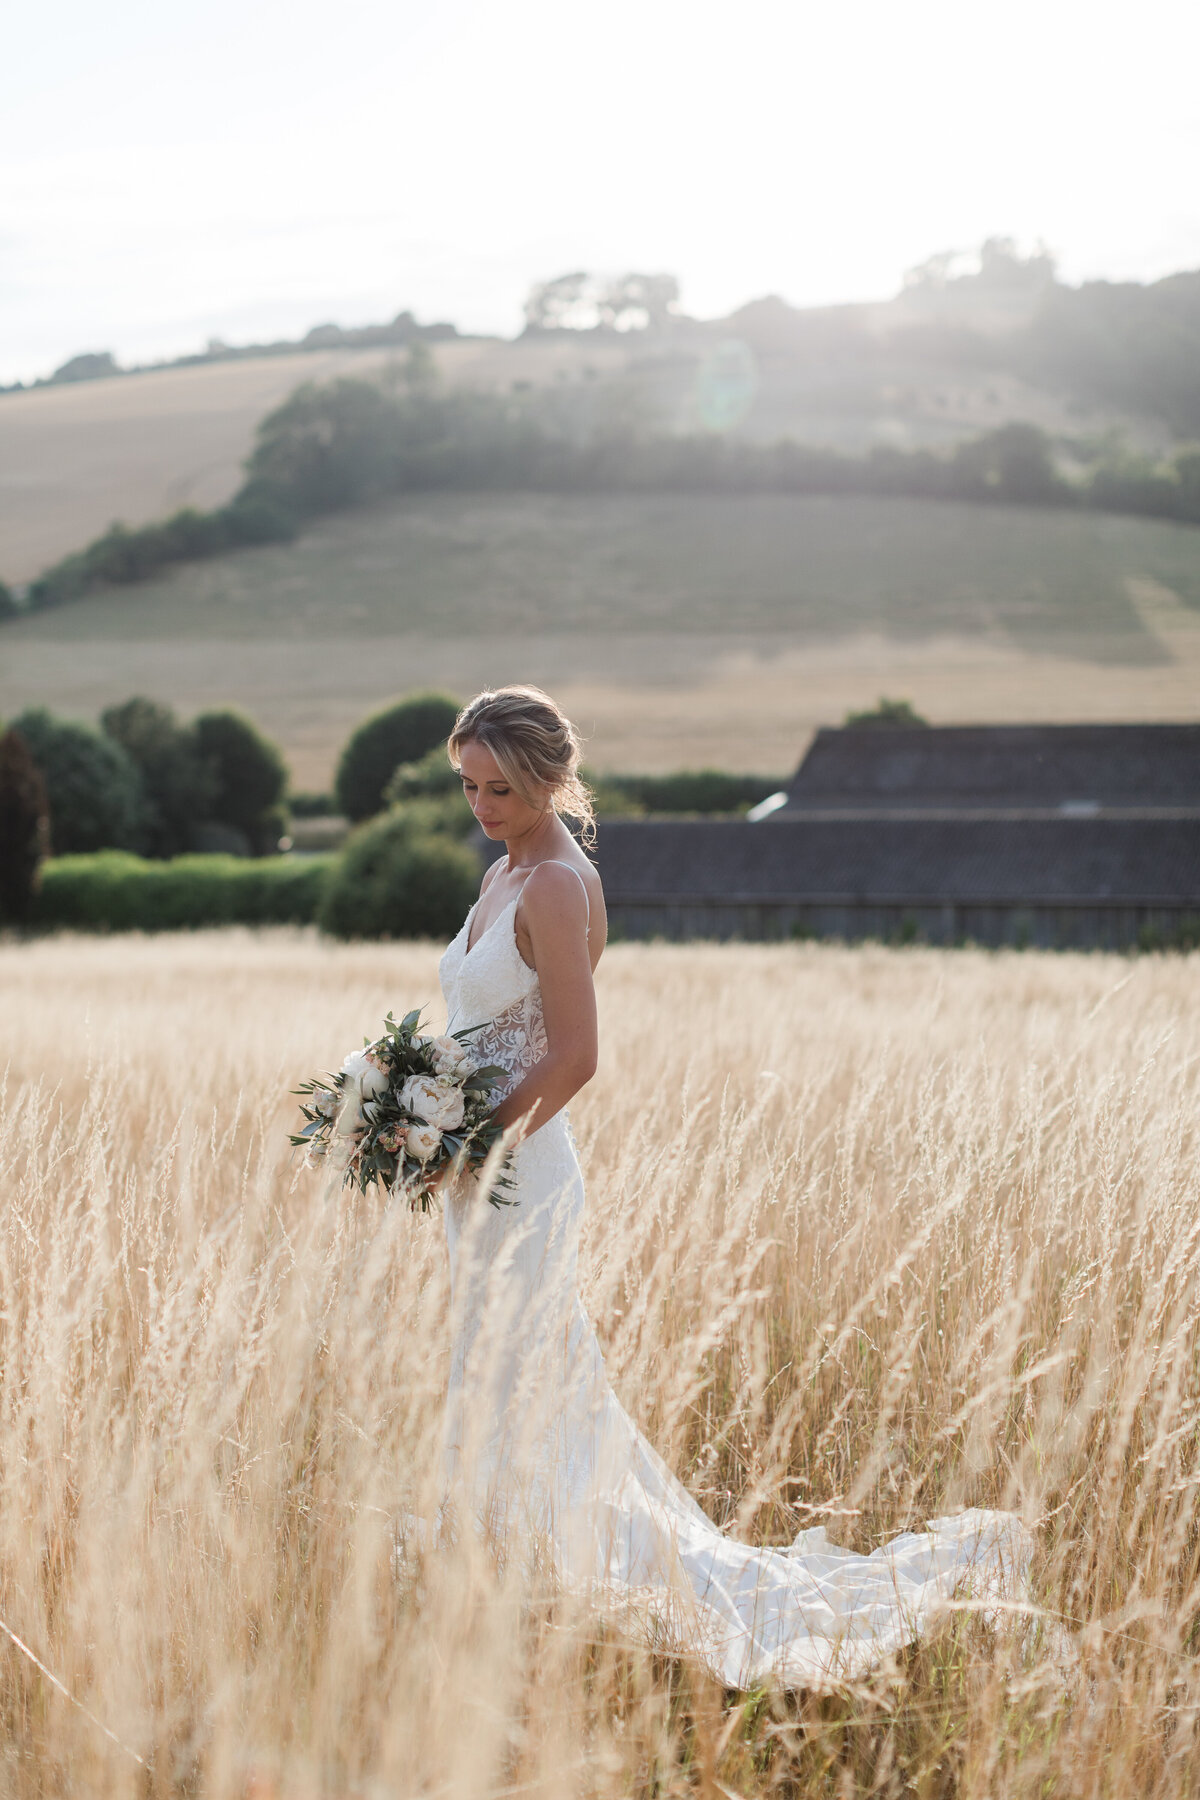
top-left (535, 859), bottom-right (591, 928)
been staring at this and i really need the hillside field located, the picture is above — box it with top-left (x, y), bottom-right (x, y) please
top-left (0, 315), bottom-right (1168, 589)
top-left (3, 492), bottom-right (1200, 784)
top-left (2, 929), bottom-right (1199, 1795)
top-left (0, 338), bottom-right (633, 585)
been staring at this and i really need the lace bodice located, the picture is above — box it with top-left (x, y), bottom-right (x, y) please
top-left (439, 895), bottom-right (547, 1099)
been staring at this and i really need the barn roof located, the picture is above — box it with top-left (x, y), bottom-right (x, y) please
top-left (591, 816), bottom-right (1200, 906)
top-left (782, 724), bottom-right (1200, 814)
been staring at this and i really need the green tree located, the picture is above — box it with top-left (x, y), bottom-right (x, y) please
top-left (335, 693), bottom-right (461, 822)
top-left (242, 378), bottom-right (405, 515)
top-left (843, 698), bottom-right (929, 729)
top-left (1170, 445), bottom-right (1200, 520)
top-left (13, 709), bottom-right (146, 854)
top-left (383, 746), bottom-right (475, 836)
top-left (101, 697), bottom-right (214, 857)
top-left (953, 422), bottom-right (1066, 505)
top-left (318, 808), bottom-right (480, 939)
top-left (194, 709), bottom-right (289, 855)
top-left (0, 728), bottom-right (50, 923)
top-left (51, 350), bottom-right (120, 383)
top-left (0, 580), bottom-right (18, 621)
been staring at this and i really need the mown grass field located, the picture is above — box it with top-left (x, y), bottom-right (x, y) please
top-left (3, 929), bottom-right (1200, 1796)
top-left (4, 492), bottom-right (1200, 784)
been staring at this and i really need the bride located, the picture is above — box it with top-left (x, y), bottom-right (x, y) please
top-left (432, 684), bottom-right (1029, 1690)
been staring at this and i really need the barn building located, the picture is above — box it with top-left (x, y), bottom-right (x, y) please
top-left (582, 725), bottom-right (1200, 948)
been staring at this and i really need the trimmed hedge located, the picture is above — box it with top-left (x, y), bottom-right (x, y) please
top-left (34, 852), bottom-right (333, 931)
top-left (593, 769), bottom-right (783, 815)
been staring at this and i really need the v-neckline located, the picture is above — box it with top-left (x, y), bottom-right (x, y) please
top-left (463, 893), bottom-right (519, 960)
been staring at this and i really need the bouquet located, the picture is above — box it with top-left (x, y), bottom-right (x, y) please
top-left (291, 1009), bottom-right (514, 1210)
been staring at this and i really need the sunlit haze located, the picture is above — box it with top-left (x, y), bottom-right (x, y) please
top-left (4, 0), bottom-right (1199, 383)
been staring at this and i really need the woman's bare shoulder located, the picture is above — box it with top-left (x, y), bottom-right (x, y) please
top-left (525, 855), bottom-right (602, 912)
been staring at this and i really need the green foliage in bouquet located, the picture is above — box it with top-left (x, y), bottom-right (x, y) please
top-left (292, 1009), bottom-right (513, 1210)
top-left (318, 807), bottom-right (480, 940)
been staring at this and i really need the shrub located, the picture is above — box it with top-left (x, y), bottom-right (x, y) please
top-left (383, 748), bottom-right (475, 836)
top-left (0, 580), bottom-right (18, 621)
top-left (289, 791), bottom-right (339, 817)
top-left (0, 729), bottom-right (50, 923)
top-left (34, 852), bottom-right (333, 931)
top-left (14, 708), bottom-right (147, 854)
top-left (843, 698), bottom-right (929, 729)
top-left (334, 693), bottom-right (461, 822)
top-left (193, 709), bottom-right (289, 854)
top-left (1086, 456), bottom-right (1182, 520)
top-left (101, 697), bottom-right (215, 858)
top-left (590, 769), bottom-right (783, 814)
top-left (383, 743), bottom-right (462, 803)
top-left (26, 552), bottom-right (92, 611)
top-left (318, 809), bottom-right (480, 939)
top-left (244, 378), bottom-right (407, 515)
top-left (218, 492), bottom-right (300, 545)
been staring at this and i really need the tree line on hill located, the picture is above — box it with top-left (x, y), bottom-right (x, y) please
top-left (0, 311), bottom-right (460, 397)
top-left (18, 238), bottom-right (1200, 441)
top-left (7, 356), bottom-right (1200, 620)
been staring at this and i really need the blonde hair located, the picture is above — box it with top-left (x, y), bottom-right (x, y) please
top-left (448, 686), bottom-right (595, 846)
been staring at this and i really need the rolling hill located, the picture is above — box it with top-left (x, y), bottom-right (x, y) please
top-left (3, 492), bottom-right (1198, 786)
top-left (5, 252), bottom-right (1199, 785)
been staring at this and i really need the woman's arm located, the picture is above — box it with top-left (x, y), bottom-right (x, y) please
top-left (489, 862), bottom-right (597, 1137)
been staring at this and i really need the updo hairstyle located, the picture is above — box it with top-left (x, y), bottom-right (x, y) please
top-left (447, 686), bottom-right (595, 845)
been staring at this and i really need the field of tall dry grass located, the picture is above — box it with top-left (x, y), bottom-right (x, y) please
top-left (2, 928), bottom-right (1199, 1797)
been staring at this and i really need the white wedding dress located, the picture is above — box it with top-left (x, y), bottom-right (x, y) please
top-left (435, 871), bottom-right (1030, 1689)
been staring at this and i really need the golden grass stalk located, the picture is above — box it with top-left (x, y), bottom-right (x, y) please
top-left (0, 928), bottom-right (1198, 1796)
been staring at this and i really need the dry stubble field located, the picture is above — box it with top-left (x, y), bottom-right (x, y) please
top-left (2, 929), bottom-right (1200, 1797)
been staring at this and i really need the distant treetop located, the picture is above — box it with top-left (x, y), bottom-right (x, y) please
top-left (51, 351), bottom-right (121, 384)
top-left (843, 698), bottom-right (930, 730)
top-left (523, 271), bottom-right (681, 334)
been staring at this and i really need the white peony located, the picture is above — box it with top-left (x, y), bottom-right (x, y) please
top-left (340, 1047), bottom-right (389, 1099)
top-left (398, 1072), bottom-right (465, 1132)
top-left (429, 1035), bottom-right (476, 1078)
top-left (336, 1091), bottom-right (365, 1138)
top-left (407, 1121), bottom-right (443, 1161)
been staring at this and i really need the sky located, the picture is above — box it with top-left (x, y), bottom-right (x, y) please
top-left (4, 0), bottom-right (1199, 385)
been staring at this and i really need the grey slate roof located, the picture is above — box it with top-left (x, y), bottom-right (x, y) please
top-left (784, 724), bottom-right (1200, 814)
top-left (592, 816), bottom-right (1200, 906)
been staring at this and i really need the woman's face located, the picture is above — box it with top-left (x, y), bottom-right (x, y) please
top-left (457, 738), bottom-right (550, 841)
